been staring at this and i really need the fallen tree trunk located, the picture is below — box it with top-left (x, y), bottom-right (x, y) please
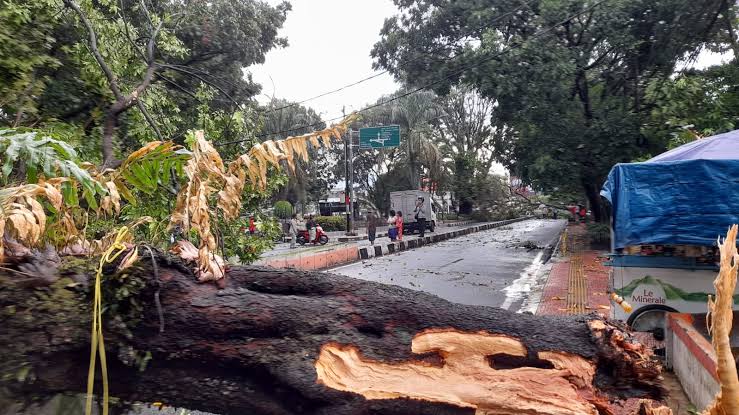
top-left (0, 252), bottom-right (668, 414)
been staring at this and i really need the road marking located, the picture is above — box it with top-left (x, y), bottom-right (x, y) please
top-left (500, 251), bottom-right (544, 311)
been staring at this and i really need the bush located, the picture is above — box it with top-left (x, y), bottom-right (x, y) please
top-left (315, 215), bottom-right (347, 232)
top-left (273, 200), bottom-right (292, 219)
top-left (470, 209), bottom-right (495, 222)
top-left (586, 222), bottom-right (611, 247)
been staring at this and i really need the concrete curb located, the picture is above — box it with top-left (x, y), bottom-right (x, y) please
top-left (359, 217), bottom-right (527, 261)
top-left (442, 219), bottom-right (478, 227)
top-left (259, 217), bottom-right (530, 271)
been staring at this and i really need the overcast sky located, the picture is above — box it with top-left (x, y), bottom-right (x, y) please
top-left (248, 0), bottom-right (400, 119)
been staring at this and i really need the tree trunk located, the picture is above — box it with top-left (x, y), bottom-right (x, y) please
top-left (0, 253), bottom-right (669, 414)
top-left (102, 112), bottom-right (117, 167)
top-left (584, 181), bottom-right (607, 223)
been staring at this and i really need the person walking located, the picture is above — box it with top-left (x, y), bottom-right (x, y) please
top-left (567, 203), bottom-right (578, 222)
top-left (366, 211), bottom-right (377, 245)
top-left (578, 204), bottom-right (587, 224)
top-left (289, 213), bottom-right (298, 248)
top-left (396, 211), bottom-right (404, 241)
top-left (306, 214), bottom-right (317, 244)
top-left (414, 197), bottom-right (427, 238)
top-left (387, 210), bottom-right (397, 241)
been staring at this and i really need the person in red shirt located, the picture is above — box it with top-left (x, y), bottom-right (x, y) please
top-left (396, 211), bottom-right (404, 241)
top-left (248, 216), bottom-right (256, 235)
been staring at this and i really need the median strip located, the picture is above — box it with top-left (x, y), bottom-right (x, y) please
top-left (256, 217), bottom-right (530, 271)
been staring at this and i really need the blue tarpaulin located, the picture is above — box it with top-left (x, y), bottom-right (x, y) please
top-left (601, 129), bottom-right (739, 249)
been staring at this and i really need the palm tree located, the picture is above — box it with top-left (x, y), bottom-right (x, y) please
top-left (261, 98), bottom-right (329, 208)
top-left (389, 89), bottom-right (442, 189)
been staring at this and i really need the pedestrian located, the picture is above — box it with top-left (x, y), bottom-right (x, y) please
top-left (568, 203), bottom-right (577, 222)
top-left (578, 204), bottom-right (587, 223)
top-left (307, 214), bottom-right (317, 244)
top-left (366, 211), bottom-right (378, 245)
top-left (396, 211), bottom-right (404, 241)
top-left (289, 213), bottom-right (298, 248)
top-left (248, 216), bottom-right (256, 235)
top-left (414, 197), bottom-right (427, 237)
top-left (387, 210), bottom-right (397, 241)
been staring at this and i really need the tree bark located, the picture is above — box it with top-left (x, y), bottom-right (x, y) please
top-left (0, 253), bottom-right (668, 414)
top-left (584, 181), bottom-right (607, 223)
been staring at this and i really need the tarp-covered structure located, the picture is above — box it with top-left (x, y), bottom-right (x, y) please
top-left (601, 129), bottom-right (739, 249)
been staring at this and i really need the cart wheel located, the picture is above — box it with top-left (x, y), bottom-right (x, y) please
top-left (627, 305), bottom-right (678, 334)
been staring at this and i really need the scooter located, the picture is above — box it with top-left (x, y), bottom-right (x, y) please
top-left (297, 224), bottom-right (329, 245)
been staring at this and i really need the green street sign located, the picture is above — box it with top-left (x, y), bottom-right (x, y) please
top-left (359, 125), bottom-right (401, 149)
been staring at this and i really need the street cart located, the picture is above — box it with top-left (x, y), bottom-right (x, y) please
top-left (601, 129), bottom-right (739, 333)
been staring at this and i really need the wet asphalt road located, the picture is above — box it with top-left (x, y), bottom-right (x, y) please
top-left (329, 219), bottom-right (567, 312)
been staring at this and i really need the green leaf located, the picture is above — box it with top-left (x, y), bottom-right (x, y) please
top-left (1, 160), bottom-right (13, 179)
top-left (83, 187), bottom-right (98, 210)
top-left (26, 165), bottom-right (38, 183)
top-left (61, 182), bottom-right (79, 207)
top-left (161, 160), bottom-right (171, 186)
top-left (122, 170), bottom-right (146, 191)
top-left (131, 163), bottom-right (154, 193)
top-left (116, 181), bottom-right (138, 206)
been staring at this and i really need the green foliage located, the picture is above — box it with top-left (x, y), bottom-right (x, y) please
top-left (0, 0), bottom-right (61, 124)
top-left (0, 129), bottom-right (107, 209)
top-left (0, 0), bottom-right (289, 162)
top-left (315, 215), bottom-right (346, 232)
top-left (373, 0), bottom-right (736, 221)
top-left (273, 200), bottom-right (292, 219)
top-left (644, 62), bottom-right (739, 151)
top-left (0, 129), bottom-right (87, 182)
top-left (586, 222), bottom-right (611, 245)
top-left (219, 215), bottom-right (281, 264)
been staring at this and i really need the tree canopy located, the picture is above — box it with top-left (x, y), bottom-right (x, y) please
top-left (372, 0), bottom-right (738, 220)
top-left (1, 0), bottom-right (290, 164)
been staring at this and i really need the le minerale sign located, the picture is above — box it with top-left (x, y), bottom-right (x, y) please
top-left (630, 288), bottom-right (667, 305)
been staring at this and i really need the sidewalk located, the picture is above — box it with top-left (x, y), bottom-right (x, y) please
top-left (536, 223), bottom-right (610, 317)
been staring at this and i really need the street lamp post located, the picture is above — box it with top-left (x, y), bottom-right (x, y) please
top-left (344, 130), bottom-right (351, 234)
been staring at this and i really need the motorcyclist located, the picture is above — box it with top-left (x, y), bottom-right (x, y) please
top-left (306, 215), bottom-right (317, 244)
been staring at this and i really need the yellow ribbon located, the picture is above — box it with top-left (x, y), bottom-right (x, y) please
top-left (85, 227), bottom-right (130, 415)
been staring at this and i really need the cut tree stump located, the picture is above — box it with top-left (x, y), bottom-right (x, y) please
top-left (0, 251), bottom-right (670, 414)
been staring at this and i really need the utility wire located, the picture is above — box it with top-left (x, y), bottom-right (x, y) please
top-left (219, 0), bottom-right (608, 146)
top-left (258, 2), bottom-right (531, 115)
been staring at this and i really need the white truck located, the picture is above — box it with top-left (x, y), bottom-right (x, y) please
top-left (389, 190), bottom-right (437, 233)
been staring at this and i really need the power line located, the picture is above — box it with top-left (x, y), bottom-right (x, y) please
top-left (259, 72), bottom-right (388, 115)
top-left (219, 0), bottom-right (608, 146)
top-left (258, 2), bottom-right (531, 116)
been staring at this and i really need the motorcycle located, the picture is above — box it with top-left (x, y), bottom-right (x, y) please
top-left (297, 224), bottom-right (329, 245)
